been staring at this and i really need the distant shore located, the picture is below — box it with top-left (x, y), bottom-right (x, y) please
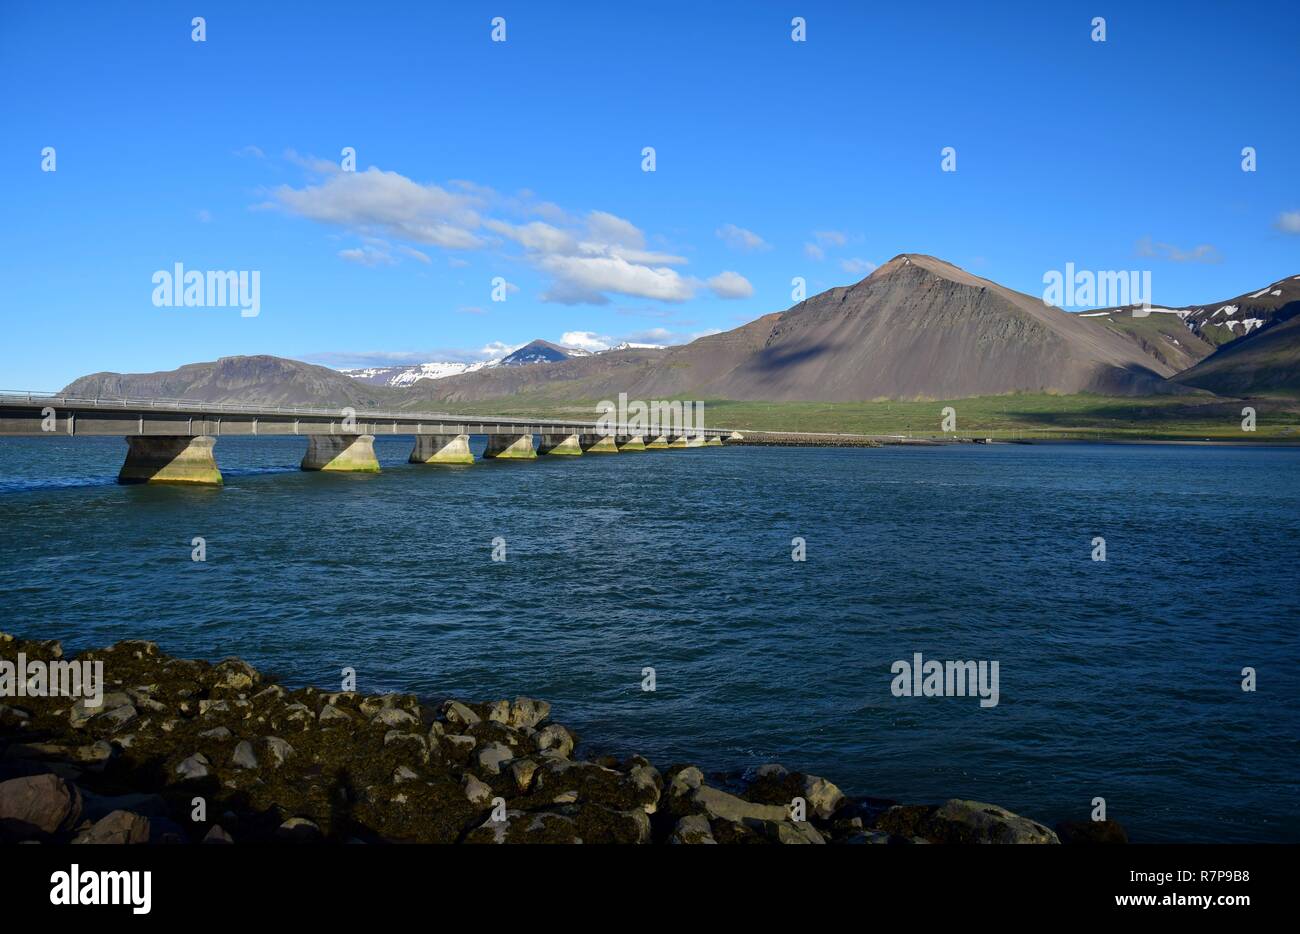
top-left (0, 633), bottom-right (1127, 845)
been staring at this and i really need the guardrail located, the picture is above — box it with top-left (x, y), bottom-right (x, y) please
top-left (0, 391), bottom-right (727, 435)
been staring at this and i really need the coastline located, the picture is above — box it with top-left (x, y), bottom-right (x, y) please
top-left (0, 632), bottom-right (1127, 845)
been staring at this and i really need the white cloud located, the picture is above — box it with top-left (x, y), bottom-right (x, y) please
top-left (560, 330), bottom-right (613, 352)
top-left (196, 209), bottom-right (212, 223)
top-left (539, 254), bottom-right (694, 304)
top-left (1135, 236), bottom-right (1222, 264)
top-left (716, 223), bottom-right (769, 252)
top-left (707, 270), bottom-right (755, 299)
top-left (339, 245), bottom-right (397, 267)
top-left (1276, 211), bottom-right (1300, 234)
top-left (840, 257), bottom-right (877, 276)
top-left (274, 166), bottom-right (485, 249)
top-left (804, 242), bottom-right (825, 261)
top-left (480, 340), bottom-right (525, 358)
top-left (813, 230), bottom-right (848, 247)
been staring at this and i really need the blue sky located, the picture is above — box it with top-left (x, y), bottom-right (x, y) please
top-left (2, 0), bottom-right (1298, 389)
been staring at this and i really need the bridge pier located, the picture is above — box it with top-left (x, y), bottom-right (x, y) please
top-left (686, 434), bottom-right (707, 448)
top-left (117, 435), bottom-right (222, 486)
top-left (409, 433), bottom-right (473, 465)
top-left (578, 433), bottom-right (619, 453)
top-left (616, 435), bottom-right (646, 451)
top-left (301, 434), bottom-right (380, 472)
top-left (705, 436), bottom-right (723, 446)
top-left (484, 433), bottom-right (537, 459)
top-left (645, 434), bottom-right (670, 449)
top-left (667, 435), bottom-right (689, 449)
top-left (537, 433), bottom-right (582, 455)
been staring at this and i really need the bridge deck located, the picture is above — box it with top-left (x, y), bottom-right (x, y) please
top-left (0, 392), bottom-right (725, 438)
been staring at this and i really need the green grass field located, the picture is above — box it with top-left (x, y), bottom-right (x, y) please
top-left (438, 393), bottom-right (1300, 441)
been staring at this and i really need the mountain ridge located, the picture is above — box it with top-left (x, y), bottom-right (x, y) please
top-left (60, 256), bottom-right (1300, 405)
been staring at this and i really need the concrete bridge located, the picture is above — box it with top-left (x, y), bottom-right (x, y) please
top-left (0, 391), bottom-right (735, 486)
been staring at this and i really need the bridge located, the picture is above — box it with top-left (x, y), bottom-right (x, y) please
top-left (0, 391), bottom-right (734, 486)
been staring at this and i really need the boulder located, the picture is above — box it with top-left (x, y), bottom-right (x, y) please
top-left (72, 809), bottom-right (150, 845)
top-left (0, 774), bottom-right (83, 836)
top-left (508, 697), bottom-right (551, 730)
top-left (668, 814), bottom-right (717, 844)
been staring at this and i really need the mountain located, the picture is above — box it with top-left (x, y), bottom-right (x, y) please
top-left (1173, 312), bottom-right (1300, 395)
top-left (1079, 274), bottom-right (1300, 394)
top-left (405, 255), bottom-right (1179, 404)
top-left (59, 258), bottom-right (1300, 406)
top-left (342, 359), bottom-right (499, 387)
top-left (497, 339), bottom-right (589, 366)
top-left (62, 355), bottom-right (400, 408)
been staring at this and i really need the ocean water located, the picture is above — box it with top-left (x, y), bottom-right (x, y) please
top-left (0, 436), bottom-right (1296, 843)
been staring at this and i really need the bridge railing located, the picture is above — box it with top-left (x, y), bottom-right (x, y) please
top-left (0, 390), bottom-right (727, 435)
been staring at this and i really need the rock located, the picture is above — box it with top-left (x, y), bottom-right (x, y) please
top-left (486, 700), bottom-right (510, 724)
top-left (463, 774), bottom-right (493, 805)
top-left (508, 697), bottom-right (551, 730)
top-left (510, 758), bottom-right (539, 793)
top-left (318, 705), bottom-right (352, 724)
top-left (203, 824), bottom-right (234, 844)
top-left (1056, 819), bottom-right (1129, 845)
top-left (0, 704), bottom-right (31, 727)
top-left (230, 741), bottom-right (258, 770)
top-left (626, 763), bottom-right (662, 814)
top-left (442, 700), bottom-right (480, 728)
top-left (878, 800), bottom-right (1059, 844)
top-left (535, 723), bottom-right (574, 758)
top-left (372, 707), bottom-right (418, 729)
top-left (476, 742), bottom-right (514, 775)
top-left (801, 775), bottom-right (846, 820)
top-left (174, 753), bottom-right (211, 780)
top-left (198, 726), bottom-right (232, 740)
top-left (747, 818), bottom-right (826, 844)
top-left (262, 736), bottom-right (295, 768)
top-left (213, 658), bottom-right (259, 690)
top-left (69, 692), bottom-right (131, 728)
top-left (0, 774), bottom-right (83, 836)
top-left (392, 765), bottom-right (420, 784)
top-left (72, 809), bottom-right (150, 844)
top-left (755, 763), bottom-right (788, 778)
top-left (668, 814), bottom-right (717, 844)
top-left (692, 784), bottom-right (789, 824)
top-left (275, 817), bottom-right (322, 843)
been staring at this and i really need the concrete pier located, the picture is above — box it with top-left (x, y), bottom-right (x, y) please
top-left (616, 435), bottom-right (646, 451)
top-left (484, 433), bottom-right (537, 459)
top-left (686, 435), bottom-right (707, 448)
top-left (579, 434), bottom-right (619, 453)
top-left (117, 435), bottom-right (222, 486)
top-left (705, 436), bottom-right (724, 446)
top-left (301, 434), bottom-right (380, 472)
top-left (645, 435), bottom-right (670, 450)
top-left (667, 435), bottom-right (689, 449)
top-left (537, 433), bottom-right (583, 455)
top-left (409, 433), bottom-right (474, 465)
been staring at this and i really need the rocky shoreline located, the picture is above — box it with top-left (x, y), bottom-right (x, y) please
top-left (0, 633), bottom-right (1126, 845)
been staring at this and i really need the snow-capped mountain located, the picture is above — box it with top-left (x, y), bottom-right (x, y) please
top-left (341, 359), bottom-right (499, 387)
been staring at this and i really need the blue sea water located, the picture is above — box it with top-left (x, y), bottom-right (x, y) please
top-left (0, 436), bottom-right (1296, 842)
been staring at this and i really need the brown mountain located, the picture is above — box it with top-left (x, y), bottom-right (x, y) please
top-left (63, 355), bottom-right (400, 408)
top-left (407, 254), bottom-right (1178, 404)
